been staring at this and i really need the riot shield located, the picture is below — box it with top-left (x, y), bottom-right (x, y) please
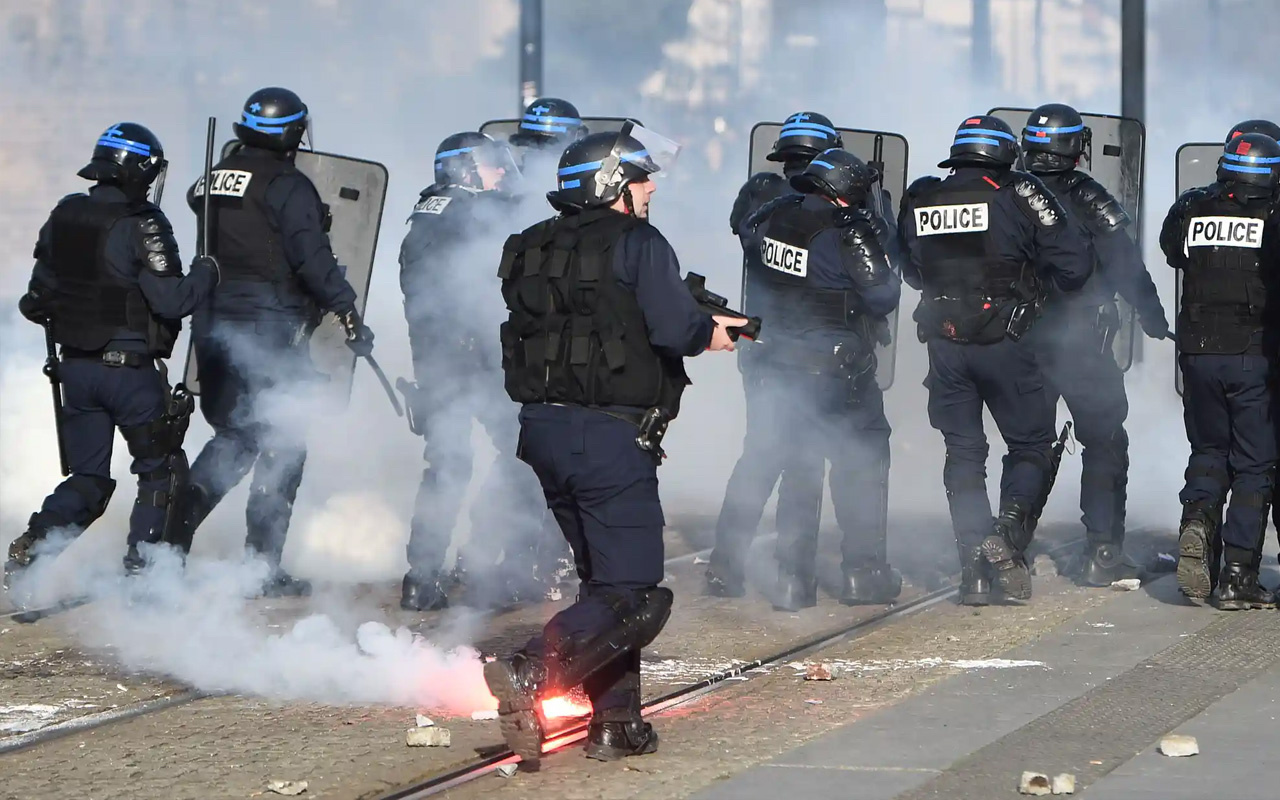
top-left (989, 107), bottom-right (1146, 371)
top-left (1173, 142), bottom-right (1223, 395)
top-left (182, 146), bottom-right (389, 408)
top-left (746, 122), bottom-right (909, 390)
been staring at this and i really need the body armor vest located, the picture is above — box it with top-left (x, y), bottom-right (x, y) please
top-left (47, 196), bottom-right (166, 354)
top-left (912, 173), bottom-right (1036, 343)
top-left (1179, 189), bottom-right (1272, 355)
top-left (199, 149), bottom-right (315, 319)
top-left (499, 209), bottom-right (690, 414)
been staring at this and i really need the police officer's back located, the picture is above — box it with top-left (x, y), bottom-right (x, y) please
top-left (484, 125), bottom-right (742, 765)
top-left (1160, 132), bottom-right (1280, 609)
top-left (899, 114), bottom-right (1091, 605)
top-left (6, 123), bottom-right (217, 583)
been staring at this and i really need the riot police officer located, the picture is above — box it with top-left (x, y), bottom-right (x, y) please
top-left (5, 123), bottom-right (218, 583)
top-left (507, 97), bottom-right (587, 150)
top-left (712, 150), bottom-right (902, 611)
top-left (899, 115), bottom-right (1092, 604)
top-left (1160, 133), bottom-right (1280, 609)
top-left (1018, 103), bottom-right (1171, 586)
top-left (398, 131), bottom-right (550, 611)
top-left (178, 87), bottom-right (374, 597)
top-left (483, 124), bottom-right (744, 764)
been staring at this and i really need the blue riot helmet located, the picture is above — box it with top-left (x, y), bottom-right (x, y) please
top-left (233, 87), bottom-right (311, 152)
top-left (547, 121), bottom-right (681, 213)
top-left (434, 132), bottom-right (519, 192)
top-left (1216, 132), bottom-right (1280, 191)
top-left (1021, 103), bottom-right (1091, 174)
top-left (939, 115), bottom-right (1019, 169)
top-left (77, 122), bottom-right (168, 201)
top-left (1226, 119), bottom-right (1280, 145)
top-left (790, 148), bottom-right (877, 206)
top-left (509, 97), bottom-right (587, 149)
top-left (768, 111), bottom-right (843, 164)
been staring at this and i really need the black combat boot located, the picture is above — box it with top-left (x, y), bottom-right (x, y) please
top-left (704, 562), bottom-right (746, 598)
top-left (4, 516), bottom-right (51, 589)
top-left (773, 570), bottom-right (817, 612)
top-left (981, 504), bottom-right (1032, 600)
top-left (584, 717), bottom-right (659, 761)
top-left (483, 650), bottom-right (549, 764)
top-left (1077, 540), bottom-right (1141, 587)
top-left (958, 543), bottom-right (992, 606)
top-left (260, 566), bottom-right (312, 598)
top-left (839, 563), bottom-right (903, 605)
top-left (400, 570), bottom-right (449, 611)
top-left (1177, 501), bottom-right (1219, 600)
top-left (123, 544), bottom-right (147, 575)
top-left (1214, 562), bottom-right (1277, 611)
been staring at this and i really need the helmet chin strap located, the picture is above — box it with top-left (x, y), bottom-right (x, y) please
top-left (622, 184), bottom-right (637, 216)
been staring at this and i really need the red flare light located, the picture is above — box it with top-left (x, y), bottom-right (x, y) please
top-left (540, 694), bottom-right (592, 719)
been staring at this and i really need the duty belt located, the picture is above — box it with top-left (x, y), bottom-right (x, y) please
top-left (546, 403), bottom-right (670, 458)
top-left (61, 348), bottom-right (148, 368)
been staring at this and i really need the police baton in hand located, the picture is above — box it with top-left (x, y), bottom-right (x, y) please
top-left (684, 273), bottom-right (762, 342)
top-left (42, 320), bottom-right (70, 477)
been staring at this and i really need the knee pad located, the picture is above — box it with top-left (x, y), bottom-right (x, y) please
top-left (66, 474), bottom-right (117, 523)
top-left (1005, 448), bottom-right (1051, 475)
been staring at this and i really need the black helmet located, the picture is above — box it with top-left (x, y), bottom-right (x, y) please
top-left (434, 131), bottom-right (518, 191)
top-left (1226, 119), bottom-right (1280, 145)
top-left (509, 97), bottom-right (586, 148)
top-left (1216, 132), bottom-right (1280, 190)
top-left (939, 115), bottom-right (1019, 169)
top-left (790, 148), bottom-right (877, 205)
top-left (1021, 103), bottom-right (1090, 174)
top-left (547, 121), bottom-right (679, 212)
top-left (77, 122), bottom-right (167, 193)
top-left (233, 87), bottom-right (310, 152)
top-left (767, 111), bottom-right (844, 164)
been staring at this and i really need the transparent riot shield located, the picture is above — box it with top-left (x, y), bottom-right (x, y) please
top-left (746, 122), bottom-right (909, 390)
top-left (1173, 142), bottom-right (1223, 395)
top-left (182, 145), bottom-right (389, 408)
top-left (989, 107), bottom-right (1146, 371)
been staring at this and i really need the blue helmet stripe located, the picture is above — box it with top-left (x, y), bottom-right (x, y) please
top-left (523, 114), bottom-right (582, 126)
top-left (781, 122), bottom-right (837, 136)
top-left (953, 136), bottom-right (1007, 147)
top-left (809, 160), bottom-right (837, 170)
top-left (97, 136), bottom-right (151, 157)
top-left (436, 146), bottom-right (476, 159)
top-left (1222, 163), bottom-right (1273, 174)
top-left (240, 109), bottom-right (307, 134)
top-left (558, 159), bottom-right (604, 176)
top-left (1025, 123), bottom-right (1084, 134)
top-left (1223, 152), bottom-right (1280, 164)
top-left (957, 128), bottom-right (1016, 141)
top-left (559, 179), bottom-right (582, 189)
top-left (520, 121), bottom-right (569, 133)
top-left (780, 129), bottom-right (833, 139)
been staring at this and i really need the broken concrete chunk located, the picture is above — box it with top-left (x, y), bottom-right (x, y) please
top-left (495, 763), bottom-right (518, 778)
top-left (266, 780), bottom-right (308, 796)
top-left (546, 587), bottom-right (563, 602)
top-left (805, 662), bottom-right (835, 681)
top-left (1019, 771), bottom-right (1051, 796)
top-left (415, 714), bottom-right (434, 728)
top-left (406, 727), bottom-right (451, 747)
top-left (1052, 773), bottom-right (1076, 794)
top-left (1111, 578), bottom-right (1141, 591)
top-left (1159, 734), bottom-right (1199, 757)
top-left (1032, 554), bottom-right (1058, 577)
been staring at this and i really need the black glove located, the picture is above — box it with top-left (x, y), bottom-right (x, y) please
top-left (339, 309), bottom-right (375, 357)
top-left (191, 254), bottom-right (221, 286)
top-left (1139, 313), bottom-right (1172, 341)
top-left (18, 291), bottom-right (48, 324)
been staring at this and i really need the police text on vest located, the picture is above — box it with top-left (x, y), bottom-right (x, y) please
top-left (1187, 216), bottom-right (1263, 249)
top-left (761, 237), bottom-right (809, 277)
top-left (413, 196), bottom-right (453, 215)
top-left (915, 203), bottom-right (989, 237)
top-left (194, 170), bottom-right (254, 199)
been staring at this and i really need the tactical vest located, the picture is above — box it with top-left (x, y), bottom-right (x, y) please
top-left (912, 173), bottom-right (1036, 343)
top-left (47, 196), bottom-right (164, 353)
top-left (498, 209), bottom-right (689, 414)
top-left (747, 197), bottom-right (868, 370)
top-left (197, 149), bottom-right (315, 319)
top-left (1179, 189), bottom-right (1271, 355)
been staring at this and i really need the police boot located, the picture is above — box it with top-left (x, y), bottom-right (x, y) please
top-left (981, 504), bottom-right (1033, 601)
top-left (704, 562), bottom-right (745, 598)
top-left (261, 567), bottom-right (312, 598)
top-left (958, 544), bottom-right (992, 606)
top-left (483, 650), bottom-right (548, 764)
top-left (400, 570), bottom-right (449, 611)
top-left (773, 569), bottom-right (818, 612)
top-left (1077, 541), bottom-right (1141, 588)
top-left (4, 518), bottom-right (49, 589)
top-left (123, 545), bottom-right (147, 576)
top-left (1213, 562), bottom-right (1277, 611)
top-left (1177, 502), bottom-right (1218, 600)
top-left (584, 716), bottom-right (659, 761)
top-left (839, 563), bottom-right (903, 606)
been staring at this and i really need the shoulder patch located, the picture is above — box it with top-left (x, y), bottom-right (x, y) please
top-left (413, 196), bottom-right (453, 215)
top-left (193, 169), bottom-right (254, 198)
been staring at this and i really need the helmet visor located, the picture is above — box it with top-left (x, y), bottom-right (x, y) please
top-left (611, 121), bottom-right (681, 178)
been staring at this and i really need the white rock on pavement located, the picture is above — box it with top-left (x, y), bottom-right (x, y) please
top-left (1019, 771), bottom-right (1052, 796)
top-left (1159, 734), bottom-right (1199, 757)
top-left (495, 763), bottom-right (518, 778)
top-left (415, 714), bottom-right (434, 728)
top-left (406, 727), bottom-right (451, 747)
top-left (1052, 773), bottom-right (1076, 794)
top-left (266, 780), bottom-right (308, 796)
top-left (1110, 578), bottom-right (1141, 591)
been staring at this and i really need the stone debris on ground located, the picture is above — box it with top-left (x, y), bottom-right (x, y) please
top-left (1159, 734), bottom-right (1199, 757)
top-left (1052, 773), bottom-right (1076, 794)
top-left (406, 727), bottom-right (451, 747)
top-left (693, 556), bottom-right (710, 565)
top-left (471, 710), bottom-right (499, 721)
top-left (546, 587), bottom-right (563, 602)
top-left (1019, 771), bottom-right (1052, 796)
top-left (414, 714), bottom-right (434, 728)
top-left (1110, 578), bottom-right (1141, 591)
top-left (1032, 554), bottom-right (1058, 577)
top-left (804, 662), bottom-right (835, 681)
top-left (266, 780), bottom-right (308, 796)
top-left (495, 763), bottom-right (518, 778)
